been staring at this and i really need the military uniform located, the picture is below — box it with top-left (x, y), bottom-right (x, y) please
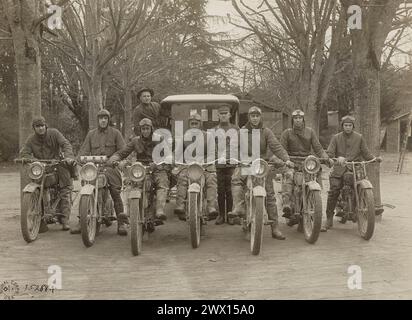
top-left (174, 114), bottom-right (218, 220)
top-left (132, 102), bottom-right (163, 135)
top-left (280, 114), bottom-right (328, 220)
top-left (322, 116), bottom-right (375, 231)
top-left (230, 107), bottom-right (290, 239)
top-left (78, 125), bottom-right (126, 217)
top-left (110, 125), bottom-right (170, 220)
top-left (213, 105), bottom-right (239, 224)
top-left (20, 122), bottom-right (75, 228)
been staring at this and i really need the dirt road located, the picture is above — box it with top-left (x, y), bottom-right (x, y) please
top-left (0, 157), bottom-right (411, 300)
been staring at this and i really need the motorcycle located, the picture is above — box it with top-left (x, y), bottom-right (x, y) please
top-left (175, 161), bottom-right (218, 249)
top-left (15, 158), bottom-right (77, 243)
top-left (120, 160), bottom-right (160, 256)
top-left (78, 155), bottom-right (116, 247)
top-left (281, 156), bottom-right (328, 244)
top-left (231, 158), bottom-right (291, 255)
top-left (332, 158), bottom-right (379, 240)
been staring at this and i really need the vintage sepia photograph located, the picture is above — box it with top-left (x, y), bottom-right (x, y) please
top-left (0, 0), bottom-right (411, 304)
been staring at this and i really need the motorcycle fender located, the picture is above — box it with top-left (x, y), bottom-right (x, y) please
top-left (23, 182), bottom-right (40, 193)
top-left (357, 179), bottom-right (373, 189)
top-left (252, 185), bottom-right (266, 197)
top-left (128, 189), bottom-right (142, 199)
top-left (188, 183), bottom-right (201, 193)
top-left (80, 184), bottom-right (95, 195)
top-left (306, 180), bottom-right (321, 191)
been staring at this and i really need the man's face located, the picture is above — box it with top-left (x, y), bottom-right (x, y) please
top-left (218, 111), bottom-right (231, 123)
top-left (249, 113), bottom-right (261, 127)
top-left (140, 92), bottom-right (152, 104)
top-left (34, 124), bottom-right (46, 135)
top-left (141, 125), bottom-right (152, 138)
top-left (98, 116), bottom-right (109, 129)
top-left (189, 120), bottom-right (201, 129)
top-left (293, 115), bottom-right (304, 126)
top-left (343, 123), bottom-right (354, 134)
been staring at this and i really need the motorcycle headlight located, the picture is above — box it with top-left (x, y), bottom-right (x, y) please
top-left (187, 163), bottom-right (203, 181)
top-left (251, 159), bottom-right (269, 178)
top-left (28, 162), bottom-right (44, 180)
top-left (129, 163), bottom-right (146, 182)
top-left (304, 155), bottom-right (320, 174)
top-left (80, 162), bottom-right (98, 182)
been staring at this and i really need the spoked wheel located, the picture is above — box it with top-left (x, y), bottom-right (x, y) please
top-left (303, 190), bottom-right (322, 244)
top-left (357, 188), bottom-right (375, 240)
top-left (188, 192), bottom-right (201, 248)
top-left (250, 196), bottom-right (264, 255)
top-left (79, 194), bottom-right (97, 247)
top-left (130, 198), bottom-right (143, 256)
top-left (21, 190), bottom-right (42, 243)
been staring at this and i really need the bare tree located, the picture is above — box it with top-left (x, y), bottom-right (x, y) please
top-left (44, 0), bottom-right (162, 129)
top-left (226, 0), bottom-right (346, 132)
top-left (342, 0), bottom-right (407, 214)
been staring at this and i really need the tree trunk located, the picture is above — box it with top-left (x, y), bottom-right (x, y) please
top-left (2, 0), bottom-right (42, 197)
top-left (85, 72), bottom-right (103, 130)
top-left (353, 64), bottom-right (382, 214)
top-left (348, 0), bottom-right (402, 216)
top-left (124, 87), bottom-right (133, 140)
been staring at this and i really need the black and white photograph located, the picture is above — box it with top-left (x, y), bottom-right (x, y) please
top-left (0, 0), bottom-right (411, 304)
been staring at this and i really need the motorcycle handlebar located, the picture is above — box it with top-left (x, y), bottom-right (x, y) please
top-left (330, 158), bottom-right (379, 165)
top-left (15, 158), bottom-right (70, 165)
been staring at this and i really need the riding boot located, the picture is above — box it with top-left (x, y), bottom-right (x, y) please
top-left (116, 214), bottom-right (128, 236)
top-left (155, 189), bottom-right (167, 221)
top-left (39, 220), bottom-right (49, 233)
top-left (206, 177), bottom-right (218, 221)
top-left (228, 185), bottom-right (245, 217)
top-left (321, 194), bottom-right (338, 232)
top-left (70, 218), bottom-right (81, 234)
top-left (271, 221), bottom-right (286, 240)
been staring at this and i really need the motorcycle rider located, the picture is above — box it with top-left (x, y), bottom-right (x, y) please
top-left (280, 109), bottom-right (332, 226)
top-left (20, 116), bottom-right (76, 232)
top-left (173, 113), bottom-right (219, 221)
top-left (71, 109), bottom-right (128, 236)
top-left (109, 118), bottom-right (170, 221)
top-left (228, 106), bottom-right (294, 240)
top-left (321, 115), bottom-right (381, 232)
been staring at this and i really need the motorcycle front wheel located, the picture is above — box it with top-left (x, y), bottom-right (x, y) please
top-left (357, 188), bottom-right (375, 240)
top-left (188, 192), bottom-right (201, 248)
top-left (21, 190), bottom-right (42, 243)
top-left (303, 190), bottom-right (322, 244)
top-left (250, 196), bottom-right (264, 255)
top-left (79, 194), bottom-right (98, 247)
top-left (130, 198), bottom-right (143, 256)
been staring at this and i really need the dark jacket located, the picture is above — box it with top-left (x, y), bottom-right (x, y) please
top-left (213, 123), bottom-right (239, 168)
top-left (241, 122), bottom-right (289, 162)
top-left (78, 126), bottom-right (125, 158)
top-left (132, 102), bottom-right (162, 133)
top-left (110, 134), bottom-right (171, 172)
top-left (20, 128), bottom-right (74, 160)
top-left (327, 131), bottom-right (374, 176)
top-left (20, 128), bottom-right (75, 186)
top-left (281, 127), bottom-right (328, 158)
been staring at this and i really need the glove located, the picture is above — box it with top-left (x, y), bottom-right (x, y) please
top-left (375, 156), bottom-right (382, 163)
top-left (337, 156), bottom-right (346, 166)
top-left (64, 158), bottom-right (76, 166)
top-left (118, 160), bottom-right (127, 171)
top-left (285, 160), bottom-right (294, 168)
